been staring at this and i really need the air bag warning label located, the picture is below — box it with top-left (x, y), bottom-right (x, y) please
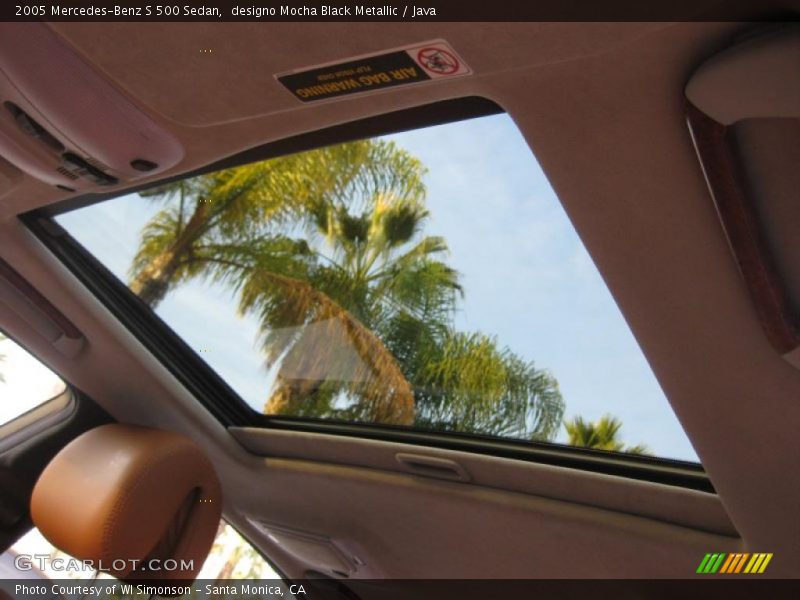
top-left (276, 40), bottom-right (471, 103)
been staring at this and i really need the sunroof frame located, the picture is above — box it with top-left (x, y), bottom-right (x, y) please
top-left (22, 96), bottom-right (712, 492)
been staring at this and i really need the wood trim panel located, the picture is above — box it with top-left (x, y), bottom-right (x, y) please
top-left (686, 102), bottom-right (800, 354)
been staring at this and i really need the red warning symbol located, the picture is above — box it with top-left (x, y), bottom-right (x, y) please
top-left (416, 47), bottom-right (460, 75)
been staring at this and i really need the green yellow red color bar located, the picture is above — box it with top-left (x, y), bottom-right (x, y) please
top-left (697, 553), bottom-right (773, 574)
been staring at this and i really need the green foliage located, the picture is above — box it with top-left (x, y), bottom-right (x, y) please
top-left (564, 414), bottom-right (650, 454)
top-left (413, 331), bottom-right (563, 440)
top-left (129, 139), bottom-right (565, 440)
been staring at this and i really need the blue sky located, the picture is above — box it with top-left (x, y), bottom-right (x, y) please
top-left (57, 113), bottom-right (698, 461)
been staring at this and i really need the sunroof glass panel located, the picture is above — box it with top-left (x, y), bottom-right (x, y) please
top-left (55, 112), bottom-right (698, 462)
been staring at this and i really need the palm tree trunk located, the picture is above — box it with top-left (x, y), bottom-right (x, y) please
top-left (129, 203), bottom-right (209, 308)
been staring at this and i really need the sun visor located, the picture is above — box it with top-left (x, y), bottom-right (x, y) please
top-left (686, 26), bottom-right (800, 124)
top-left (686, 25), bottom-right (800, 368)
top-left (0, 23), bottom-right (183, 191)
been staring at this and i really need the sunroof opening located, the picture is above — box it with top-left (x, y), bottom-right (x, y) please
top-left (54, 109), bottom-right (699, 463)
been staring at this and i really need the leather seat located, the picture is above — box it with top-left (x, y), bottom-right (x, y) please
top-left (30, 423), bottom-right (222, 581)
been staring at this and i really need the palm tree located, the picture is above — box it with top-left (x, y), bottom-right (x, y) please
top-left (564, 414), bottom-right (649, 454)
top-left (212, 167), bottom-right (563, 439)
top-left (129, 141), bottom-right (426, 424)
top-left (129, 141), bottom-right (417, 307)
top-left (129, 140), bottom-right (565, 438)
top-left (201, 155), bottom-right (460, 426)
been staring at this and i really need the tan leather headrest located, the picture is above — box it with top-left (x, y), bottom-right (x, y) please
top-left (31, 424), bottom-right (222, 581)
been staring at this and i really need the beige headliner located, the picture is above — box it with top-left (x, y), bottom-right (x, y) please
top-left (0, 20), bottom-right (798, 578)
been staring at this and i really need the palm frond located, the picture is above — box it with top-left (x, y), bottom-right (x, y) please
top-left (414, 331), bottom-right (564, 440)
top-left (564, 414), bottom-right (650, 454)
top-left (235, 269), bottom-right (415, 425)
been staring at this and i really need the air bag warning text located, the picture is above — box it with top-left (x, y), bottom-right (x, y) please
top-left (276, 41), bottom-right (470, 103)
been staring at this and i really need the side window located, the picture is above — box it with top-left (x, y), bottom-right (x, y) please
top-left (0, 332), bottom-right (67, 427)
top-left (197, 522), bottom-right (281, 579)
top-left (0, 520), bottom-right (282, 581)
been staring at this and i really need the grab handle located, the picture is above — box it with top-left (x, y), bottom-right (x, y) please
top-left (395, 453), bottom-right (471, 483)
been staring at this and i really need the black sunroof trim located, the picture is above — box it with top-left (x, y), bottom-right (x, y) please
top-left (22, 96), bottom-right (713, 493)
